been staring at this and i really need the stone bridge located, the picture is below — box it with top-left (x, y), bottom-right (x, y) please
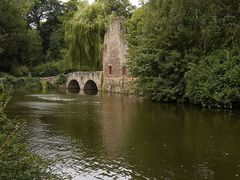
top-left (42, 17), bottom-right (132, 94)
top-left (42, 70), bottom-right (132, 94)
top-left (66, 71), bottom-right (103, 93)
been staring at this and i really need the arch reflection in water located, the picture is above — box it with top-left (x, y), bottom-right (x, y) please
top-left (68, 80), bottom-right (80, 93)
top-left (84, 80), bottom-right (98, 95)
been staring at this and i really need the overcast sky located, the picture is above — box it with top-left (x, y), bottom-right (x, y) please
top-left (60, 0), bottom-right (140, 7)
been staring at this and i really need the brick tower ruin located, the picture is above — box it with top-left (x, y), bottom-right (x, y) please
top-left (102, 17), bottom-right (130, 93)
top-left (103, 16), bottom-right (128, 78)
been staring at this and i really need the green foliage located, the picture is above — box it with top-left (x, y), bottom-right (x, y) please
top-left (0, 0), bottom-right (78, 75)
top-left (0, 72), bottom-right (7, 78)
top-left (0, 94), bottom-right (55, 179)
top-left (46, 28), bottom-right (65, 61)
top-left (127, 0), bottom-right (240, 107)
top-left (11, 66), bottom-right (30, 77)
top-left (0, 75), bottom-right (42, 92)
top-left (27, 30), bottom-right (44, 66)
top-left (27, 0), bottom-right (79, 63)
top-left (185, 49), bottom-right (240, 108)
top-left (0, 0), bottom-right (133, 76)
top-left (99, 0), bottom-right (135, 18)
top-left (0, 0), bottom-right (43, 72)
top-left (127, 1), bottom-right (189, 102)
top-left (65, 1), bottom-right (107, 71)
top-left (41, 80), bottom-right (56, 90)
top-left (31, 60), bottom-right (65, 77)
top-left (46, 0), bottom-right (79, 62)
top-left (55, 74), bottom-right (67, 86)
top-left (27, 0), bottom-right (65, 30)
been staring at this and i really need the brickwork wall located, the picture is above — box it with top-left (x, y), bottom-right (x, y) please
top-left (102, 17), bottom-right (132, 93)
top-left (103, 17), bottom-right (128, 78)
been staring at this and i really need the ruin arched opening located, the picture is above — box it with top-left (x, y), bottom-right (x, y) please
top-left (68, 80), bottom-right (80, 93)
top-left (84, 80), bottom-right (98, 95)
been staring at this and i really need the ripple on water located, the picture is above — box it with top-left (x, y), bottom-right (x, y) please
top-left (28, 94), bottom-right (76, 102)
top-left (27, 120), bottom-right (139, 179)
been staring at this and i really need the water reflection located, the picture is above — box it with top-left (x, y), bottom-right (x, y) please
top-left (68, 80), bottom-right (80, 91)
top-left (5, 92), bottom-right (240, 180)
top-left (84, 89), bottom-right (98, 95)
top-left (66, 88), bottom-right (98, 95)
top-left (68, 88), bottom-right (80, 94)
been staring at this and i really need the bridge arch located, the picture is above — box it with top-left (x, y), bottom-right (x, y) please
top-left (84, 80), bottom-right (98, 90)
top-left (84, 80), bottom-right (98, 95)
top-left (68, 79), bottom-right (80, 93)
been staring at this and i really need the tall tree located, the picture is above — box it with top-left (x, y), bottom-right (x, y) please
top-left (46, 0), bottom-right (79, 61)
top-left (0, 0), bottom-right (42, 72)
top-left (26, 0), bottom-right (66, 58)
top-left (99, 0), bottom-right (135, 18)
top-left (127, 0), bottom-right (240, 107)
top-left (65, 0), bottom-right (134, 71)
top-left (65, 1), bottom-right (107, 70)
top-left (26, 0), bottom-right (79, 62)
top-left (27, 0), bottom-right (65, 30)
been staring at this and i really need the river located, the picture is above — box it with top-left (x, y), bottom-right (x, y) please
top-left (5, 90), bottom-right (240, 180)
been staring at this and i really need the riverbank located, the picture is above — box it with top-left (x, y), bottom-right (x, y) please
top-left (0, 94), bottom-right (56, 179)
top-left (0, 74), bottom-right (65, 93)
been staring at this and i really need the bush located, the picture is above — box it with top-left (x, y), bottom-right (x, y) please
top-left (24, 77), bottom-right (42, 90)
top-left (185, 49), bottom-right (240, 108)
top-left (1, 75), bottom-right (42, 92)
top-left (40, 80), bottom-right (56, 90)
top-left (0, 94), bottom-right (55, 179)
top-left (0, 72), bottom-right (7, 78)
top-left (55, 74), bottom-right (67, 86)
top-left (11, 66), bottom-right (30, 77)
top-left (31, 60), bottom-right (65, 77)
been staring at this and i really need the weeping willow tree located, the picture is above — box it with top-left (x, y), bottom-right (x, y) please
top-left (65, 1), bottom-right (108, 71)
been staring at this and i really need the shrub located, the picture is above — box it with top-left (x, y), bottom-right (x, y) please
top-left (0, 94), bottom-right (55, 179)
top-left (31, 60), bottom-right (65, 77)
top-left (55, 74), bottom-right (66, 86)
top-left (23, 77), bottom-right (42, 91)
top-left (0, 72), bottom-right (7, 78)
top-left (185, 49), bottom-right (240, 108)
top-left (11, 66), bottom-right (30, 77)
top-left (40, 80), bottom-right (56, 90)
top-left (1, 75), bottom-right (42, 92)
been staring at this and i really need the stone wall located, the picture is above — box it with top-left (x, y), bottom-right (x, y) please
top-left (66, 71), bottom-right (103, 91)
top-left (102, 17), bottom-right (132, 93)
top-left (103, 17), bottom-right (128, 77)
top-left (103, 77), bottom-right (134, 94)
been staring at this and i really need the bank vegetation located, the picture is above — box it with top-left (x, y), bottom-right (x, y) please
top-left (127, 0), bottom-right (240, 108)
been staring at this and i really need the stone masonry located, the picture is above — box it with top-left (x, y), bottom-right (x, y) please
top-left (66, 71), bottom-right (102, 90)
top-left (102, 17), bottom-right (132, 93)
top-left (103, 17), bottom-right (127, 78)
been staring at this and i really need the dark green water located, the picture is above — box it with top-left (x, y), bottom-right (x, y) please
top-left (5, 91), bottom-right (240, 180)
